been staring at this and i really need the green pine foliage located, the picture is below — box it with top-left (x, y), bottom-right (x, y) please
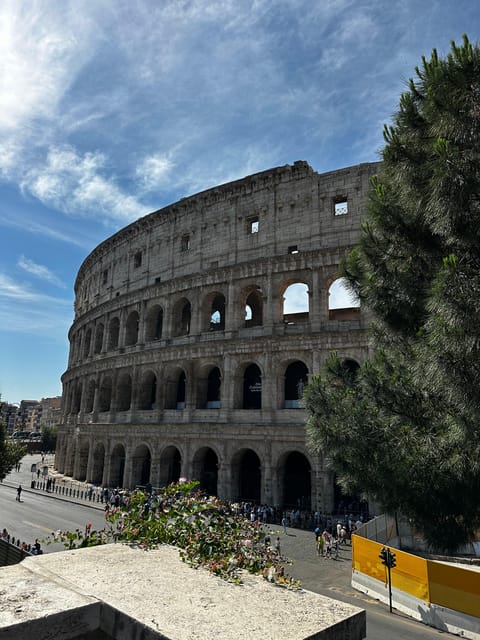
top-left (305, 35), bottom-right (480, 553)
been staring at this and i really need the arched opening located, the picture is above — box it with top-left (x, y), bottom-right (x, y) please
top-left (233, 449), bottom-right (261, 502)
top-left (76, 442), bottom-right (89, 482)
top-left (125, 311), bottom-right (140, 346)
top-left (206, 367), bottom-right (221, 408)
top-left (73, 382), bottom-right (82, 414)
top-left (283, 282), bottom-right (309, 323)
top-left (91, 443), bottom-right (105, 485)
top-left (328, 277), bottom-right (360, 320)
top-left (145, 305), bottom-right (163, 341)
top-left (245, 288), bottom-right (263, 327)
top-left (159, 446), bottom-right (181, 486)
top-left (280, 451), bottom-right (311, 509)
top-left (85, 379), bottom-right (95, 413)
top-left (192, 447), bottom-right (218, 496)
top-left (98, 376), bottom-right (112, 412)
top-left (94, 323), bottom-right (104, 354)
top-left (209, 294), bottom-right (225, 331)
top-left (284, 361), bottom-right (309, 408)
top-left (131, 444), bottom-right (151, 487)
top-left (83, 328), bottom-right (92, 359)
top-left (173, 298), bottom-right (191, 336)
top-left (176, 371), bottom-right (186, 409)
top-left (107, 317), bottom-right (120, 350)
top-left (334, 475), bottom-right (369, 519)
top-left (341, 358), bottom-right (360, 379)
top-left (138, 370), bottom-right (157, 410)
top-left (116, 373), bottom-right (132, 411)
top-left (109, 444), bottom-right (126, 488)
top-left (243, 363), bottom-right (262, 409)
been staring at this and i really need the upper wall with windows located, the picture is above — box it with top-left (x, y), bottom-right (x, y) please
top-left (73, 161), bottom-right (379, 316)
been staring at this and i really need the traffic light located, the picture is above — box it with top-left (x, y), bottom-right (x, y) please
top-left (389, 550), bottom-right (396, 568)
top-left (379, 547), bottom-right (388, 565)
top-left (379, 547), bottom-right (396, 568)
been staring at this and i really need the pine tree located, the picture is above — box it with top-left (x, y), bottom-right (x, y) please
top-left (304, 35), bottom-right (480, 552)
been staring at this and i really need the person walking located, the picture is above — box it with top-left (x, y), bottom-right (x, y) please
top-left (281, 513), bottom-right (288, 534)
top-left (16, 485), bottom-right (22, 502)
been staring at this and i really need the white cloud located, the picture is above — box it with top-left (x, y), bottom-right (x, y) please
top-left (21, 145), bottom-right (150, 223)
top-left (0, 272), bottom-right (70, 304)
top-left (136, 154), bottom-right (175, 192)
top-left (17, 256), bottom-right (66, 288)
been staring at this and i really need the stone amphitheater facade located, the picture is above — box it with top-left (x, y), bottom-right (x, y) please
top-left (55, 160), bottom-right (379, 513)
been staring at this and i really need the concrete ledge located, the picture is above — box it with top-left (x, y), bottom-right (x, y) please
top-left (0, 545), bottom-right (366, 640)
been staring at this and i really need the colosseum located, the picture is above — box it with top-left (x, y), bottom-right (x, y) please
top-left (55, 159), bottom-right (379, 514)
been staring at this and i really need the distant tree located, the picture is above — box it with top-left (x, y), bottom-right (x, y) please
top-left (0, 402), bottom-right (26, 480)
top-left (304, 35), bottom-right (480, 552)
top-left (41, 425), bottom-right (57, 452)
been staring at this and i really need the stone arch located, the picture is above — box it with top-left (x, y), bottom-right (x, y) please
top-left (284, 360), bottom-right (309, 408)
top-left (94, 322), bottom-right (104, 354)
top-left (145, 304), bottom-right (164, 341)
top-left (125, 310), bottom-right (140, 346)
top-left (76, 441), bottom-right (89, 482)
top-left (277, 450), bottom-right (311, 509)
top-left (85, 379), bottom-right (96, 413)
top-left (64, 441), bottom-right (76, 476)
top-left (159, 445), bottom-right (182, 486)
top-left (203, 292), bottom-right (225, 331)
top-left (165, 367), bottom-right (187, 409)
top-left (137, 370), bottom-right (157, 410)
top-left (109, 443), bottom-right (126, 487)
top-left (231, 448), bottom-right (261, 502)
top-left (192, 446), bottom-right (218, 496)
top-left (107, 317), bottom-right (120, 350)
top-left (98, 376), bottom-right (113, 412)
top-left (244, 286), bottom-right (263, 327)
top-left (172, 298), bottom-right (191, 336)
top-left (341, 358), bottom-right (360, 379)
top-left (282, 282), bottom-right (309, 323)
top-left (116, 372), bottom-right (132, 411)
top-left (328, 277), bottom-right (360, 320)
top-left (83, 328), bottom-right (92, 359)
top-left (197, 365), bottom-right (222, 409)
top-left (131, 443), bottom-right (152, 487)
top-left (72, 381), bottom-right (83, 414)
top-left (91, 442), bottom-right (105, 485)
top-left (242, 363), bottom-right (262, 409)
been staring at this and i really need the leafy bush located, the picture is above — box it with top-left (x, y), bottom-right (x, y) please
top-left (48, 481), bottom-right (300, 587)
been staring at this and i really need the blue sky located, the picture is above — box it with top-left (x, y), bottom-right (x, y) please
top-left (0, 0), bottom-right (478, 405)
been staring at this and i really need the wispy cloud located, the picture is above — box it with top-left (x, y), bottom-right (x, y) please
top-left (0, 272), bottom-right (71, 304)
top-left (21, 145), bottom-right (150, 223)
top-left (17, 256), bottom-right (66, 288)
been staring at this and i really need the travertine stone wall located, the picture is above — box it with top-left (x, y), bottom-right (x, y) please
top-left (55, 160), bottom-right (379, 513)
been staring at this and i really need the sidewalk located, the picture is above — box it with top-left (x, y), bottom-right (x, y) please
top-left (2, 453), bottom-right (104, 510)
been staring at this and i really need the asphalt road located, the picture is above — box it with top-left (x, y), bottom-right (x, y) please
top-left (1, 455), bottom-right (456, 639)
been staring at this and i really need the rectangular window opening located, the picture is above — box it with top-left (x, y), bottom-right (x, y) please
top-left (249, 217), bottom-right (259, 234)
top-left (334, 198), bottom-right (348, 216)
top-left (288, 245), bottom-right (299, 254)
top-left (181, 235), bottom-right (190, 252)
top-left (134, 251), bottom-right (142, 268)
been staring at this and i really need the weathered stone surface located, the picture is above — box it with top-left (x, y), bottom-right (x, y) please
top-left (0, 545), bottom-right (365, 640)
top-left (55, 161), bottom-right (379, 513)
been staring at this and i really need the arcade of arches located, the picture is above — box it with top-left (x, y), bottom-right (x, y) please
top-left (55, 437), bottom-right (330, 509)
